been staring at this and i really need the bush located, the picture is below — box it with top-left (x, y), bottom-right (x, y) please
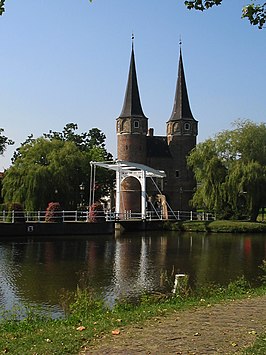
top-left (88, 202), bottom-right (105, 223)
top-left (45, 202), bottom-right (63, 223)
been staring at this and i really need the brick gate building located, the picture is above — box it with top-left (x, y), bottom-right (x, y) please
top-left (116, 42), bottom-right (198, 214)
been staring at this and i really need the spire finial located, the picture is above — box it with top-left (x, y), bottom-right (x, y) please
top-left (132, 32), bottom-right (135, 49)
top-left (179, 36), bottom-right (182, 50)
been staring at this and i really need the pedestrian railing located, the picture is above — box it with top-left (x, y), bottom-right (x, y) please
top-left (0, 209), bottom-right (215, 223)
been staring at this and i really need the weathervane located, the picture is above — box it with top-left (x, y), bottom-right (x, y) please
top-left (179, 35), bottom-right (182, 48)
top-left (132, 32), bottom-right (135, 49)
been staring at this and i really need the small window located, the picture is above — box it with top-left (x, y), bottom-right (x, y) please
top-left (184, 122), bottom-right (191, 130)
top-left (175, 170), bottom-right (180, 178)
top-left (134, 120), bottom-right (140, 128)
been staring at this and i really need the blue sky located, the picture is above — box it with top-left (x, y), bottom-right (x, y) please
top-left (0, 0), bottom-right (265, 169)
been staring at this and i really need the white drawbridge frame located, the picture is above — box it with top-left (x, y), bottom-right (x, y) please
top-left (90, 160), bottom-right (166, 219)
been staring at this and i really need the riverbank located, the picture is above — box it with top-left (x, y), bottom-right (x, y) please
top-left (1, 219), bottom-right (265, 238)
top-left (0, 280), bottom-right (265, 354)
top-left (83, 294), bottom-right (266, 354)
top-left (0, 221), bottom-right (114, 237)
top-left (165, 220), bottom-right (266, 233)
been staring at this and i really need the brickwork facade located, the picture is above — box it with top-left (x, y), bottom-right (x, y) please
top-left (116, 45), bottom-right (198, 213)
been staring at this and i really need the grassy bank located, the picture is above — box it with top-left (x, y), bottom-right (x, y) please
top-left (0, 278), bottom-right (265, 354)
top-left (164, 220), bottom-right (266, 233)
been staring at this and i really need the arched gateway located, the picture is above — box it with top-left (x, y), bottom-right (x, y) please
top-left (90, 160), bottom-right (166, 220)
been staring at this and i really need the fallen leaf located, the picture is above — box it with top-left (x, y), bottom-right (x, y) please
top-left (231, 342), bottom-right (238, 347)
top-left (194, 332), bottom-right (201, 336)
top-left (76, 326), bottom-right (86, 331)
top-left (112, 329), bottom-right (120, 335)
top-left (248, 330), bottom-right (257, 335)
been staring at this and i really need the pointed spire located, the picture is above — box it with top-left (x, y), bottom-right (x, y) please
top-left (118, 41), bottom-right (146, 119)
top-left (169, 46), bottom-right (194, 121)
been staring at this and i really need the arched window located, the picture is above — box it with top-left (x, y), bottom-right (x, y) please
top-left (134, 120), bottom-right (140, 129)
top-left (184, 122), bottom-right (191, 131)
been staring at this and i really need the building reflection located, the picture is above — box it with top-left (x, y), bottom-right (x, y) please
top-left (0, 233), bottom-right (265, 316)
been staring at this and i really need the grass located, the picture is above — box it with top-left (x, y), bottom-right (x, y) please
top-left (0, 276), bottom-right (266, 354)
top-left (164, 220), bottom-right (266, 233)
top-left (244, 332), bottom-right (266, 354)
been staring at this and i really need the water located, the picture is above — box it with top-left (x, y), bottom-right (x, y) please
top-left (0, 231), bottom-right (265, 317)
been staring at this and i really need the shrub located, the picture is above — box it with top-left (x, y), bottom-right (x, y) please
top-left (88, 202), bottom-right (105, 223)
top-left (45, 202), bottom-right (63, 223)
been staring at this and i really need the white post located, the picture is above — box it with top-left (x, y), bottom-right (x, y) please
top-left (172, 274), bottom-right (187, 294)
top-left (115, 170), bottom-right (121, 217)
top-left (141, 170), bottom-right (146, 220)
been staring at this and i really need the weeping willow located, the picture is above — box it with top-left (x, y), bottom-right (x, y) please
top-left (188, 120), bottom-right (266, 221)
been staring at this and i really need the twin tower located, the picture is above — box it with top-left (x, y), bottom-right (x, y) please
top-left (116, 43), bottom-right (198, 213)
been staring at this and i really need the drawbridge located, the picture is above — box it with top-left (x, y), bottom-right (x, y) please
top-left (89, 160), bottom-right (176, 221)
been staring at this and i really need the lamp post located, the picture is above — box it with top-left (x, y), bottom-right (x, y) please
top-left (79, 182), bottom-right (85, 208)
top-left (179, 186), bottom-right (183, 211)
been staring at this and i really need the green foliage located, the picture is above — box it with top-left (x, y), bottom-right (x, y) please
top-left (8, 202), bottom-right (25, 223)
top-left (0, 0), bottom-right (4, 16)
top-left (2, 124), bottom-right (114, 210)
top-left (242, 2), bottom-right (266, 29)
top-left (258, 260), bottom-right (266, 284)
top-left (166, 220), bottom-right (266, 233)
top-left (227, 276), bottom-right (251, 296)
top-left (0, 128), bottom-right (13, 155)
top-left (188, 120), bottom-right (266, 221)
top-left (69, 287), bottom-right (106, 321)
top-left (0, 279), bottom-right (265, 354)
top-left (244, 332), bottom-right (266, 354)
top-left (184, 0), bottom-right (266, 29)
top-left (185, 0), bottom-right (222, 11)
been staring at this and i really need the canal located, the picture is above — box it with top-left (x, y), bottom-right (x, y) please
top-left (0, 231), bottom-right (265, 317)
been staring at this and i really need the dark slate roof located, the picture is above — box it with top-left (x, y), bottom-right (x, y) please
top-left (118, 46), bottom-right (147, 119)
top-left (168, 49), bottom-right (195, 121)
top-left (147, 136), bottom-right (172, 158)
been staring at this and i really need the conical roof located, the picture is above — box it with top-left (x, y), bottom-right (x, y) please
top-left (118, 46), bottom-right (147, 118)
top-left (169, 48), bottom-right (194, 121)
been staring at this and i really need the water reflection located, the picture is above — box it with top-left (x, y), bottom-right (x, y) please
top-left (0, 232), bottom-right (265, 316)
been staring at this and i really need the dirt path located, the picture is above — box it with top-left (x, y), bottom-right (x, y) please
top-left (82, 295), bottom-right (266, 355)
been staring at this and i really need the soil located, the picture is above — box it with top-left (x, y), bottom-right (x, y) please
top-left (81, 295), bottom-right (266, 355)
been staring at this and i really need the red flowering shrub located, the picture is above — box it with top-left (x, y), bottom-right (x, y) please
top-left (45, 202), bottom-right (63, 223)
top-left (88, 202), bottom-right (105, 223)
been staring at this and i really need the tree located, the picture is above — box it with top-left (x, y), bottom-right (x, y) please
top-left (0, 1), bottom-right (4, 16)
top-left (2, 124), bottom-right (114, 210)
top-left (0, 128), bottom-right (14, 155)
top-left (184, 1), bottom-right (266, 29)
top-left (187, 120), bottom-right (266, 221)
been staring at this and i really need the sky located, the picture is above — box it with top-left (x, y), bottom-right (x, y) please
top-left (0, 0), bottom-right (265, 169)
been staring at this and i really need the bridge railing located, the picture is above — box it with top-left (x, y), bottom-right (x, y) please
top-left (0, 210), bottom-right (93, 223)
top-left (0, 209), bottom-right (215, 223)
top-left (107, 210), bottom-right (215, 222)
